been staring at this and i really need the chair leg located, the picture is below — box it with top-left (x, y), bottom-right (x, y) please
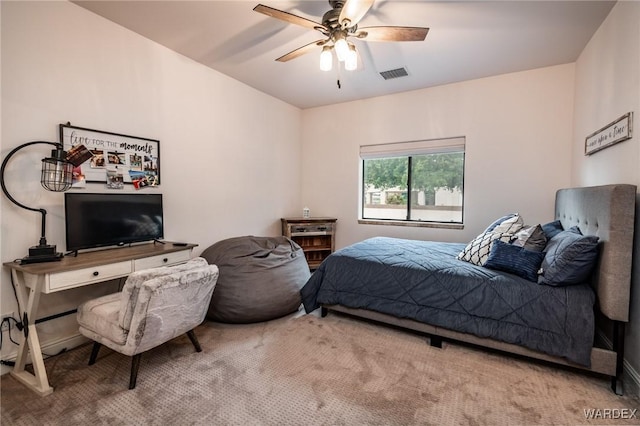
top-left (88, 342), bottom-right (101, 365)
top-left (186, 329), bottom-right (202, 352)
top-left (129, 354), bottom-right (142, 390)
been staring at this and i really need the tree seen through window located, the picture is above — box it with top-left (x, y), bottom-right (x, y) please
top-left (362, 151), bottom-right (464, 223)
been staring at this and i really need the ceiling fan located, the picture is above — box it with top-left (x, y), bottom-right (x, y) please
top-left (253, 0), bottom-right (429, 72)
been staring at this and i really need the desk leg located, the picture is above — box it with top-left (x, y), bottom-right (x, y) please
top-left (9, 270), bottom-right (53, 396)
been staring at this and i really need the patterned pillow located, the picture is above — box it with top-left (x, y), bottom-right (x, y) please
top-left (484, 240), bottom-right (545, 282)
top-left (512, 224), bottom-right (547, 252)
top-left (458, 214), bottom-right (524, 266)
top-left (458, 231), bottom-right (515, 266)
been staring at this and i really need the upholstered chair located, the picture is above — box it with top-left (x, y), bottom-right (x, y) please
top-left (77, 257), bottom-right (219, 389)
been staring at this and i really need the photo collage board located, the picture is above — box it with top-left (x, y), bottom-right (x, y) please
top-left (60, 124), bottom-right (160, 189)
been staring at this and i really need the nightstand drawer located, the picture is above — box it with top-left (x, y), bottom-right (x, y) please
top-left (48, 261), bottom-right (132, 292)
top-left (290, 223), bottom-right (333, 236)
top-left (134, 250), bottom-right (191, 270)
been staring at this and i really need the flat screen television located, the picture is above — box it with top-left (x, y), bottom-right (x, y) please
top-left (65, 192), bottom-right (164, 252)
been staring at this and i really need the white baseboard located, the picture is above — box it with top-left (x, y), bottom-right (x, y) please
top-left (0, 332), bottom-right (88, 376)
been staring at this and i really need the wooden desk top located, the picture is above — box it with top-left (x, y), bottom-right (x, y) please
top-left (3, 242), bottom-right (197, 275)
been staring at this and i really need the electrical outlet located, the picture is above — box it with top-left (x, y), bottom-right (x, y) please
top-left (1, 312), bottom-right (16, 331)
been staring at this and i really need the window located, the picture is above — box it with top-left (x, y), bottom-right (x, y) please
top-left (360, 137), bottom-right (465, 224)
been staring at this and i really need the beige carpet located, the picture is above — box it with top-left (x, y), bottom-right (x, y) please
top-left (1, 311), bottom-right (639, 425)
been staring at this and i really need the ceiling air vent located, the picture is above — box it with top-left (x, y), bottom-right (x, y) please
top-left (380, 67), bottom-right (409, 80)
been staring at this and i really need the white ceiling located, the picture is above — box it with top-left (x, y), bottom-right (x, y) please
top-left (72, 0), bottom-right (615, 109)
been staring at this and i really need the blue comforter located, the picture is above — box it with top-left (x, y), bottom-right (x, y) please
top-left (301, 237), bottom-right (595, 366)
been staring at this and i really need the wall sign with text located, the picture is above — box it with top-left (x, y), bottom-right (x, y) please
top-left (60, 124), bottom-right (160, 188)
top-left (585, 112), bottom-right (633, 156)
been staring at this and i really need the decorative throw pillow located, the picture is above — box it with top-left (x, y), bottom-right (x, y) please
top-left (541, 219), bottom-right (564, 239)
top-left (485, 240), bottom-right (546, 282)
top-left (567, 225), bottom-right (582, 234)
top-left (458, 214), bottom-right (524, 266)
top-left (458, 232), bottom-right (515, 266)
top-left (490, 214), bottom-right (524, 234)
top-left (538, 228), bottom-right (599, 286)
top-left (484, 213), bottom-right (518, 233)
top-left (511, 224), bottom-right (547, 252)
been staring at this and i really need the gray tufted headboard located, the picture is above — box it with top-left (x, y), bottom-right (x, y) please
top-left (554, 184), bottom-right (636, 322)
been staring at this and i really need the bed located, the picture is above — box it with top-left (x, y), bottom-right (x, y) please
top-left (301, 184), bottom-right (636, 394)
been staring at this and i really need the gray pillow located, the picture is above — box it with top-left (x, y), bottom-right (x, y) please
top-left (512, 224), bottom-right (547, 252)
top-left (541, 219), bottom-right (564, 239)
top-left (538, 228), bottom-right (599, 286)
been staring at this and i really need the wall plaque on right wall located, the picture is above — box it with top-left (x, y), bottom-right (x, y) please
top-left (585, 112), bottom-right (633, 155)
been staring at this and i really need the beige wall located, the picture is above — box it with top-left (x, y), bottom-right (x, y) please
top-left (0, 1), bottom-right (302, 365)
top-left (2, 0), bottom-right (639, 394)
top-left (572, 1), bottom-right (640, 390)
top-left (301, 64), bottom-right (575, 248)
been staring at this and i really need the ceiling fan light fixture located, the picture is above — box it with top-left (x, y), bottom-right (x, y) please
top-left (320, 46), bottom-right (333, 71)
top-left (345, 43), bottom-right (357, 71)
top-left (334, 34), bottom-right (349, 62)
top-left (255, 1), bottom-right (429, 78)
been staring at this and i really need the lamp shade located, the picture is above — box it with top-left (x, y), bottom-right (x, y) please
top-left (41, 148), bottom-right (73, 192)
top-left (320, 46), bottom-right (333, 71)
top-left (345, 43), bottom-right (358, 71)
top-left (334, 37), bottom-right (349, 62)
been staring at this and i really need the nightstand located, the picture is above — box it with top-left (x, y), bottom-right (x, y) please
top-left (281, 217), bottom-right (337, 270)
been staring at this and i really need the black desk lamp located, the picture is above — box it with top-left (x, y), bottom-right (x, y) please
top-left (1, 141), bottom-right (75, 263)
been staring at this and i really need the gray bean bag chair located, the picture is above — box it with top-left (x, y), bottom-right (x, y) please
top-left (201, 236), bottom-right (310, 323)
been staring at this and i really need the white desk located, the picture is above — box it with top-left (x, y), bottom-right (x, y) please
top-left (3, 242), bottom-right (197, 396)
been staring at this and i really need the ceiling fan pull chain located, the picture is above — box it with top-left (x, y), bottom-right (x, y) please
top-left (337, 79), bottom-right (341, 89)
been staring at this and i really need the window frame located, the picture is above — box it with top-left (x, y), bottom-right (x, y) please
top-left (359, 137), bottom-right (465, 229)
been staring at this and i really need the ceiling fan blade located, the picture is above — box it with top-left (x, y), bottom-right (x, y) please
top-left (339, 0), bottom-right (374, 27)
top-left (254, 4), bottom-right (326, 32)
top-left (356, 26), bottom-right (429, 42)
top-left (276, 40), bottom-right (327, 62)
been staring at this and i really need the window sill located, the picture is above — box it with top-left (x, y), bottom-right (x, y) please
top-left (358, 219), bottom-right (464, 230)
